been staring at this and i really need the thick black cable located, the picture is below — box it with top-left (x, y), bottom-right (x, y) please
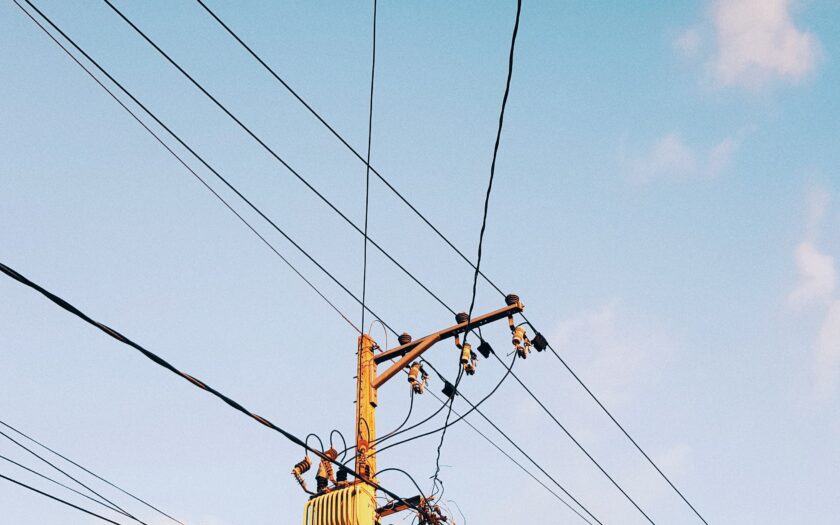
top-left (12, 0), bottom-right (385, 338)
top-left (193, 6), bottom-right (707, 520)
top-left (376, 468), bottom-right (426, 504)
top-left (491, 353), bottom-right (657, 524)
top-left (379, 389), bottom-right (414, 444)
top-left (431, 0), bottom-right (521, 501)
top-left (421, 361), bottom-right (602, 525)
top-left (0, 428), bottom-right (144, 524)
top-left (0, 472), bottom-right (124, 525)
top-left (464, 0), bottom-right (521, 342)
top-left (0, 453), bottom-right (132, 519)
top-left (100, 0), bottom-right (455, 317)
top-left (0, 419), bottom-right (183, 525)
top-left (360, 0), bottom-right (377, 332)
top-left (0, 260), bottom-right (427, 517)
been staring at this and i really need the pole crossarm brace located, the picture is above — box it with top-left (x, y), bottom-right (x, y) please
top-left (371, 301), bottom-right (524, 389)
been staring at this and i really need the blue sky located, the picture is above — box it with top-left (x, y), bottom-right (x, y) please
top-left (1, 1), bottom-right (839, 524)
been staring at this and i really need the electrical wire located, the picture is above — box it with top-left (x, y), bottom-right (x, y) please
top-left (0, 429), bottom-right (144, 524)
top-left (379, 390), bottom-right (415, 444)
top-left (330, 430), bottom-right (348, 461)
top-left (0, 472), bottom-right (124, 525)
top-left (360, 0), bottom-right (377, 332)
top-left (0, 454), bottom-right (136, 520)
top-left (0, 419), bottom-right (184, 525)
top-left (377, 352), bottom-right (516, 455)
top-left (376, 468), bottom-right (426, 503)
top-left (0, 260), bottom-right (429, 518)
top-left (192, 3), bottom-right (707, 520)
top-left (490, 352), bottom-right (657, 524)
top-left (428, 365), bottom-right (463, 497)
top-left (420, 361), bottom-right (602, 525)
top-left (305, 433), bottom-right (325, 454)
top-left (11, 0), bottom-right (387, 339)
top-left (100, 0), bottom-right (455, 317)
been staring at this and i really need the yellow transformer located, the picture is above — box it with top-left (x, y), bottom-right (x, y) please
top-left (302, 484), bottom-right (377, 525)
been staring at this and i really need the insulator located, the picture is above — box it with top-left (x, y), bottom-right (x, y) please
top-left (477, 340), bottom-right (493, 358)
top-left (532, 332), bottom-right (548, 352)
top-left (315, 459), bottom-right (331, 492)
top-left (505, 293), bottom-right (520, 306)
top-left (455, 312), bottom-right (469, 324)
top-left (512, 326), bottom-right (526, 346)
top-left (442, 380), bottom-right (456, 399)
top-left (291, 456), bottom-right (312, 492)
top-left (408, 362), bottom-right (424, 393)
top-left (399, 332), bottom-right (412, 345)
top-left (464, 351), bottom-right (477, 376)
top-left (460, 343), bottom-right (472, 364)
top-left (336, 466), bottom-right (348, 483)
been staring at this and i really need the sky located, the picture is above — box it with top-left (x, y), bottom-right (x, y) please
top-left (1, 0), bottom-right (839, 524)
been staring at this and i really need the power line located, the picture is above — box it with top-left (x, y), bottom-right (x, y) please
top-left (11, 0), bottom-right (382, 338)
top-left (490, 353), bottom-right (657, 524)
top-left (0, 453), bottom-right (134, 520)
top-left (2, 422), bottom-right (181, 523)
top-left (100, 0), bottom-right (455, 317)
top-left (0, 471), bottom-right (124, 525)
top-left (0, 260), bottom-right (428, 517)
top-left (0, 428), bottom-right (145, 524)
top-left (360, 0), bottom-right (377, 332)
top-left (421, 361), bottom-right (603, 525)
top-left (191, 5), bottom-right (708, 521)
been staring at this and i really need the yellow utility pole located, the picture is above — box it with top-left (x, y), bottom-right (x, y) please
top-left (299, 296), bottom-right (528, 525)
top-left (355, 334), bottom-right (378, 481)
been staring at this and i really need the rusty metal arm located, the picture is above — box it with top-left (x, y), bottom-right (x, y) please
top-left (371, 301), bottom-right (524, 389)
top-left (371, 336), bottom-right (436, 389)
top-left (376, 495), bottom-right (424, 517)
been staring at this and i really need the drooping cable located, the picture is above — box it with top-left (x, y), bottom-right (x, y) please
top-left (0, 260), bottom-right (427, 518)
top-left (360, 0), bottom-right (377, 332)
top-left (100, 0), bottom-right (455, 317)
top-left (0, 429), bottom-right (144, 524)
top-left (377, 352), bottom-right (516, 455)
top-left (0, 472), bottom-right (124, 525)
top-left (192, 4), bottom-right (707, 520)
top-left (0, 419), bottom-right (183, 525)
top-left (431, 0), bottom-right (521, 501)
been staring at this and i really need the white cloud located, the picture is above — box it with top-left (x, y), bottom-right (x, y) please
top-left (710, 0), bottom-right (820, 88)
top-left (623, 131), bottom-right (746, 183)
top-left (789, 188), bottom-right (840, 399)
top-left (815, 300), bottom-right (840, 399)
top-left (789, 241), bottom-right (836, 307)
top-left (552, 301), bottom-right (672, 407)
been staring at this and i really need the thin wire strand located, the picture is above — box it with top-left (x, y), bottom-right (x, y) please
top-left (0, 472), bottom-right (124, 525)
top-left (12, 0), bottom-right (380, 338)
top-left (100, 0), bottom-right (455, 317)
top-left (360, 0), bottom-right (377, 332)
top-left (0, 429), bottom-right (144, 524)
top-left (0, 419), bottom-right (183, 524)
top-left (0, 454), bottom-right (132, 519)
top-left (420, 362), bottom-right (602, 525)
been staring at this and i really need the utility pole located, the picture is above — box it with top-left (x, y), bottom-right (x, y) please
top-left (296, 295), bottom-right (532, 525)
